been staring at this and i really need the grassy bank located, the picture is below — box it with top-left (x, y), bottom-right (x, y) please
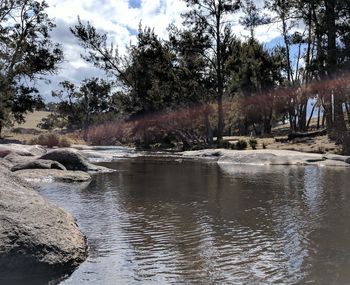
top-left (1, 112), bottom-right (342, 155)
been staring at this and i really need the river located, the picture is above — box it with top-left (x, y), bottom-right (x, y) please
top-left (37, 157), bottom-right (350, 284)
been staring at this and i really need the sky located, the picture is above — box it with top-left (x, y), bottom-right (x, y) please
top-left (42, 0), bottom-right (284, 101)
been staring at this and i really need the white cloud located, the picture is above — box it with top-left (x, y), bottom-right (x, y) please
top-left (40, 0), bottom-right (282, 101)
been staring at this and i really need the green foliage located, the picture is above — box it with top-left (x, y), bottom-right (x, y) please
top-left (48, 78), bottom-right (114, 131)
top-left (0, 0), bottom-right (63, 135)
top-left (182, 0), bottom-right (240, 141)
top-left (219, 140), bottom-right (231, 149)
top-left (249, 138), bottom-right (258, 150)
top-left (236, 140), bottom-right (248, 150)
top-left (68, 0), bottom-right (350, 146)
top-left (121, 27), bottom-right (180, 115)
top-left (37, 113), bottom-right (65, 130)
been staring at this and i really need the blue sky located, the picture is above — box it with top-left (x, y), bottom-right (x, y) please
top-left (41, 0), bottom-right (295, 101)
top-left (129, 0), bottom-right (141, 8)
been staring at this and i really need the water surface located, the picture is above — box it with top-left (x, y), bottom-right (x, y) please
top-left (38, 159), bottom-right (350, 284)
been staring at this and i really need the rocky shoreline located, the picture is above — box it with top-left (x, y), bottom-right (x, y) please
top-left (0, 162), bottom-right (87, 280)
top-left (69, 144), bottom-right (350, 168)
top-left (182, 149), bottom-right (350, 167)
top-left (0, 144), bottom-right (115, 281)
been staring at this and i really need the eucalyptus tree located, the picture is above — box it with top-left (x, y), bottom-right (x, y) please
top-left (182, 0), bottom-right (240, 143)
top-left (240, 0), bottom-right (270, 40)
top-left (50, 78), bottom-right (113, 132)
top-left (0, 0), bottom-right (63, 136)
top-left (168, 26), bottom-right (215, 144)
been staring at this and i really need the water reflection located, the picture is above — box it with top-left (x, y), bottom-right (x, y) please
top-left (37, 160), bottom-right (350, 284)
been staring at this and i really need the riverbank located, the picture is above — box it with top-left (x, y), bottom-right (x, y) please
top-left (0, 162), bottom-right (87, 282)
top-left (67, 144), bottom-right (350, 168)
top-left (0, 144), bottom-right (117, 282)
top-left (181, 149), bottom-right (350, 167)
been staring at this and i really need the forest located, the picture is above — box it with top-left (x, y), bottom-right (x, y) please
top-left (1, 0), bottom-right (350, 151)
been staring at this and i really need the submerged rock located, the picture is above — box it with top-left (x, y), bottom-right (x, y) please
top-left (0, 164), bottom-right (87, 277)
top-left (15, 169), bottom-right (91, 183)
top-left (40, 149), bottom-right (113, 173)
top-left (11, 159), bottom-right (67, 172)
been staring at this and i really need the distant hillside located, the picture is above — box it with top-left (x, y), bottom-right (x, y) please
top-left (13, 111), bottom-right (51, 130)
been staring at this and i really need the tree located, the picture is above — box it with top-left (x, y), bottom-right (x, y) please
top-left (50, 78), bottom-right (113, 133)
top-left (240, 0), bottom-right (270, 40)
top-left (168, 26), bottom-right (215, 145)
top-left (121, 27), bottom-right (179, 116)
top-left (227, 38), bottom-right (285, 134)
top-left (0, 0), bottom-right (63, 136)
top-left (182, 0), bottom-right (240, 143)
top-left (70, 18), bottom-right (131, 88)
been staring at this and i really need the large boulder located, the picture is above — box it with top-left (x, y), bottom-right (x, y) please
top-left (0, 144), bottom-right (46, 157)
top-left (183, 149), bottom-right (350, 167)
top-left (40, 149), bottom-right (113, 172)
top-left (15, 169), bottom-right (91, 183)
top-left (11, 159), bottom-right (67, 172)
top-left (0, 164), bottom-right (87, 278)
top-left (3, 152), bottom-right (36, 165)
top-left (323, 154), bottom-right (350, 163)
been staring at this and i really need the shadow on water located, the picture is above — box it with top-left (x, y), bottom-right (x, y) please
top-left (0, 272), bottom-right (69, 285)
top-left (34, 158), bottom-right (350, 285)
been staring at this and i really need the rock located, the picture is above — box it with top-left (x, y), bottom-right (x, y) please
top-left (323, 154), bottom-right (350, 163)
top-left (217, 150), bottom-right (331, 166)
top-left (0, 158), bottom-right (12, 169)
top-left (183, 149), bottom-right (350, 167)
top-left (11, 159), bottom-right (67, 172)
top-left (4, 152), bottom-right (37, 165)
top-left (0, 144), bottom-right (46, 157)
top-left (219, 152), bottom-right (279, 165)
top-left (0, 147), bottom-right (32, 158)
top-left (0, 149), bottom-right (11, 158)
top-left (0, 164), bottom-right (87, 278)
top-left (40, 149), bottom-right (114, 173)
top-left (15, 169), bottom-right (92, 183)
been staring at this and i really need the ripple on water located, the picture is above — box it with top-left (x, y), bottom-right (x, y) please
top-left (37, 160), bottom-right (350, 285)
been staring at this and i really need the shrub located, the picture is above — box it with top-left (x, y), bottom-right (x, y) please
top-left (59, 136), bottom-right (72, 148)
top-left (249, 139), bottom-right (258, 150)
top-left (29, 133), bottom-right (71, 148)
top-left (343, 134), bottom-right (350, 155)
top-left (236, 140), bottom-right (247, 150)
top-left (220, 140), bottom-right (231, 149)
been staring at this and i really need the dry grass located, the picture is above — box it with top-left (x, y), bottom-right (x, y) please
top-left (1, 111), bottom-right (88, 145)
top-left (223, 135), bottom-right (340, 154)
top-left (29, 133), bottom-right (72, 148)
top-left (13, 111), bottom-right (51, 129)
top-left (266, 135), bottom-right (340, 154)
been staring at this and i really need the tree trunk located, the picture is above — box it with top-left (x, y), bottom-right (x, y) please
top-left (317, 106), bottom-right (321, 129)
top-left (322, 110), bottom-right (326, 128)
top-left (298, 100), bottom-right (308, 131)
top-left (307, 102), bottom-right (317, 129)
top-left (280, 1), bottom-right (294, 85)
top-left (326, 0), bottom-right (346, 140)
top-left (204, 106), bottom-right (213, 146)
top-left (345, 102), bottom-right (350, 124)
top-left (216, 4), bottom-right (224, 143)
